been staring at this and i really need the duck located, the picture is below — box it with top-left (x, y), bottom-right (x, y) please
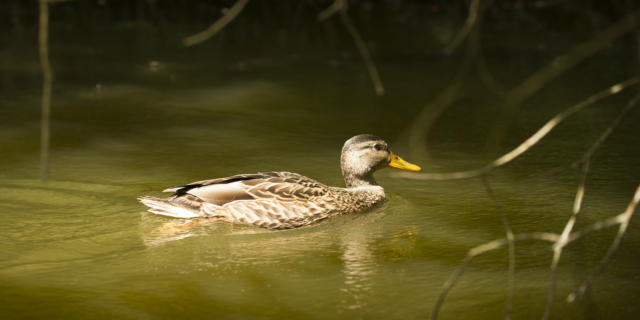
top-left (138, 134), bottom-right (421, 229)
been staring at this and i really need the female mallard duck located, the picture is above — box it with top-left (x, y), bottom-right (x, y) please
top-left (138, 134), bottom-right (420, 229)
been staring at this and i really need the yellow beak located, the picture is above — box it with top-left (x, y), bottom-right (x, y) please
top-left (387, 152), bottom-right (421, 172)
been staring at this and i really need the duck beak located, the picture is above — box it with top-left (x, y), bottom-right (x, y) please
top-left (387, 152), bottom-right (421, 172)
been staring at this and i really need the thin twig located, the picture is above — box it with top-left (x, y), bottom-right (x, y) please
top-left (183, 0), bottom-right (250, 47)
top-left (430, 253), bottom-right (475, 320)
top-left (394, 76), bottom-right (640, 181)
top-left (541, 158), bottom-right (589, 320)
top-left (319, 0), bottom-right (385, 96)
top-left (317, 0), bottom-right (344, 21)
top-left (482, 176), bottom-right (515, 320)
top-left (576, 92), bottom-right (640, 167)
top-left (567, 214), bottom-right (624, 243)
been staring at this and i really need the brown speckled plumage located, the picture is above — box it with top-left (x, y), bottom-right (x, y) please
top-left (138, 134), bottom-right (420, 229)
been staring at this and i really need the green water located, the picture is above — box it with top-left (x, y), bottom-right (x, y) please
top-left (2, 26), bottom-right (640, 320)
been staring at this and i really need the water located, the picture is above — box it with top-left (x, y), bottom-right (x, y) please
top-left (2, 26), bottom-right (640, 320)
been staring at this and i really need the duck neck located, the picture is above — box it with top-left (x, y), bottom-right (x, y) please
top-left (344, 173), bottom-right (378, 188)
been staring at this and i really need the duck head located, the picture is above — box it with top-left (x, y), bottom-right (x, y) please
top-left (340, 134), bottom-right (421, 187)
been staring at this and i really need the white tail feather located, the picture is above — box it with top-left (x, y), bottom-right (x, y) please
top-left (138, 197), bottom-right (200, 219)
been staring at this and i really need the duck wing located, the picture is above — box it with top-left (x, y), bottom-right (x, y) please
top-left (164, 172), bottom-right (329, 206)
top-left (242, 171), bottom-right (330, 201)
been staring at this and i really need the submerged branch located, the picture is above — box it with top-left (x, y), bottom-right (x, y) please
top-left (183, 0), bottom-right (250, 47)
top-left (394, 76), bottom-right (640, 181)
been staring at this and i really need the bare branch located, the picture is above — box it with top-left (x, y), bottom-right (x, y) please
top-left (543, 92), bottom-right (640, 318)
top-left (542, 157), bottom-right (589, 319)
top-left (431, 186), bottom-right (640, 319)
top-left (183, 0), bottom-right (250, 47)
top-left (394, 76), bottom-right (640, 181)
top-left (568, 185), bottom-right (640, 302)
top-left (436, 90), bottom-right (640, 319)
top-left (431, 232), bottom-right (559, 320)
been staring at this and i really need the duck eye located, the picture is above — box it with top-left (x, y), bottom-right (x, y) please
top-left (373, 144), bottom-right (384, 151)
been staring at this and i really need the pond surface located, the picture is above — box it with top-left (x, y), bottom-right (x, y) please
top-left (1, 26), bottom-right (640, 319)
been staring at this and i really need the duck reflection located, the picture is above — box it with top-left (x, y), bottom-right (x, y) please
top-left (339, 226), bottom-right (377, 310)
top-left (140, 208), bottom-right (386, 313)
